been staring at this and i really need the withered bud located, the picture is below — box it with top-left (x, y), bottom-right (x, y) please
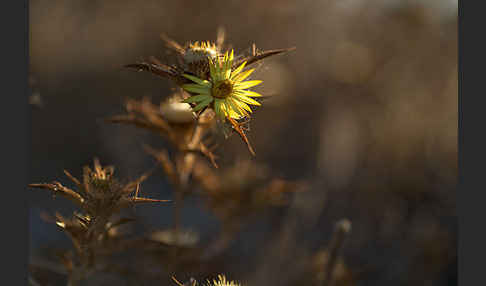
top-left (160, 94), bottom-right (195, 124)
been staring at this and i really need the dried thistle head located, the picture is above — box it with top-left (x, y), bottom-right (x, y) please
top-left (183, 41), bottom-right (219, 79)
top-left (186, 41), bottom-right (218, 59)
top-left (30, 159), bottom-right (169, 281)
top-left (81, 159), bottom-right (169, 216)
top-left (205, 275), bottom-right (241, 286)
top-left (172, 275), bottom-right (242, 286)
top-left (29, 158), bottom-right (169, 218)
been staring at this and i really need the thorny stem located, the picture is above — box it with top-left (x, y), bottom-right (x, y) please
top-left (172, 184), bottom-right (183, 261)
top-left (67, 216), bottom-right (110, 285)
top-left (180, 122), bottom-right (205, 187)
top-left (322, 219), bottom-right (352, 286)
top-left (171, 117), bottom-right (206, 263)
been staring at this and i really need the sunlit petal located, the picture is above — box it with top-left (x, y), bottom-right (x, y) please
top-left (232, 69), bottom-right (254, 83)
top-left (230, 98), bottom-right (251, 117)
top-left (226, 98), bottom-right (243, 117)
top-left (239, 90), bottom-right (263, 97)
top-left (233, 93), bottom-right (261, 106)
top-left (230, 61), bottom-right (247, 79)
top-left (235, 80), bottom-right (262, 89)
top-left (232, 98), bottom-right (252, 113)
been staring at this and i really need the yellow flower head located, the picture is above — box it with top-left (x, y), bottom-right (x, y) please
top-left (181, 49), bottom-right (262, 121)
top-left (205, 275), bottom-right (241, 286)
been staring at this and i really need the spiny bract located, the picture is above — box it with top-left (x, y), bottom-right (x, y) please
top-left (205, 275), bottom-right (241, 286)
top-left (184, 41), bottom-right (218, 64)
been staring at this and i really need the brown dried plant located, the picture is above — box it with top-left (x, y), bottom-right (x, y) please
top-left (106, 93), bottom-right (218, 254)
top-left (107, 29), bottom-right (295, 252)
top-left (29, 159), bottom-right (169, 285)
top-left (28, 28), bottom-right (351, 286)
top-left (103, 29), bottom-right (311, 282)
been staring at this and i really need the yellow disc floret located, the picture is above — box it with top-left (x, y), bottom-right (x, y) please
top-left (212, 79), bottom-right (233, 99)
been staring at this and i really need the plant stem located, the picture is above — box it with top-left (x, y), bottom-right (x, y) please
top-left (322, 219), bottom-right (352, 286)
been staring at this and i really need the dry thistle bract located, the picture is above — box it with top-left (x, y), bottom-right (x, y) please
top-left (183, 41), bottom-right (220, 78)
top-left (29, 159), bottom-right (169, 283)
top-left (205, 274), bottom-right (241, 286)
top-left (29, 159), bottom-right (169, 225)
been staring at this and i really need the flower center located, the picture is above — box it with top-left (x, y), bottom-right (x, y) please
top-left (212, 79), bottom-right (233, 99)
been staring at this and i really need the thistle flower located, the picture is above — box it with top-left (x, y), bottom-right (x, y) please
top-left (184, 41), bottom-right (218, 64)
top-left (205, 275), bottom-right (241, 286)
top-left (181, 41), bottom-right (220, 79)
top-left (125, 30), bottom-right (294, 93)
top-left (123, 31), bottom-right (294, 155)
top-left (181, 49), bottom-right (262, 121)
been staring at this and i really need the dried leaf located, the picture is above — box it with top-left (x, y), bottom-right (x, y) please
top-left (124, 62), bottom-right (177, 79)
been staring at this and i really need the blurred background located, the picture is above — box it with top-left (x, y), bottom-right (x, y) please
top-left (29, 0), bottom-right (457, 285)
